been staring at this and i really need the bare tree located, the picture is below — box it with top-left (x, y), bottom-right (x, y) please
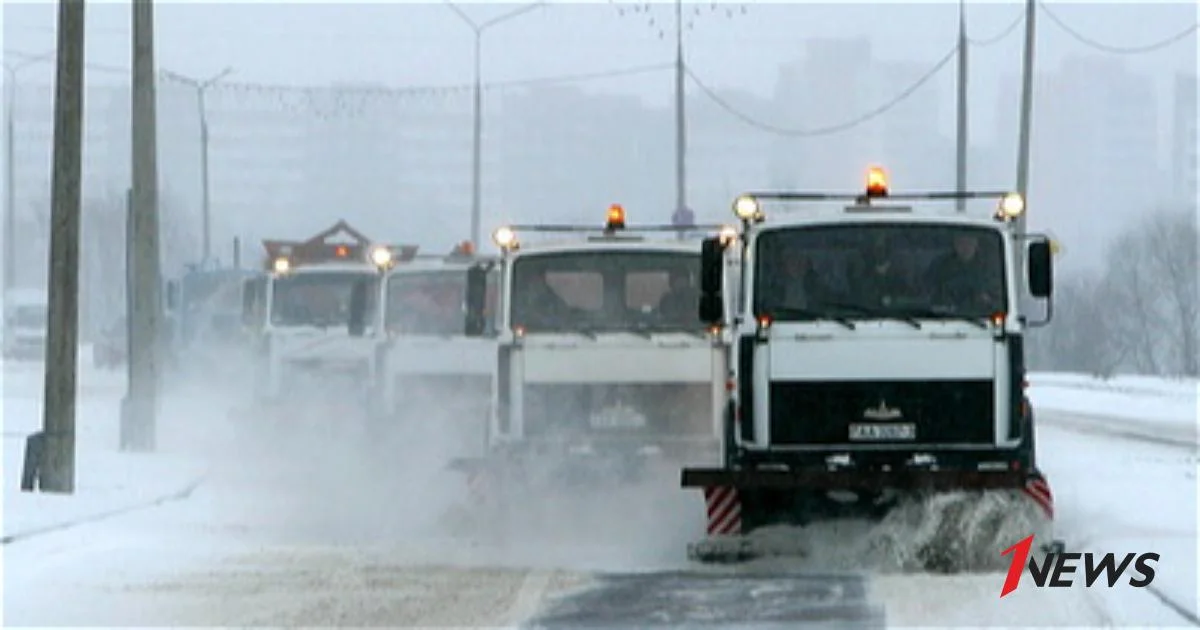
top-left (1136, 207), bottom-right (1199, 376)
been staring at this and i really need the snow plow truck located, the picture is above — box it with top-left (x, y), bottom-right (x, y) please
top-left (450, 205), bottom-right (740, 505)
top-left (235, 220), bottom-right (417, 428)
top-left (682, 167), bottom-right (1063, 572)
top-left (369, 241), bottom-right (499, 453)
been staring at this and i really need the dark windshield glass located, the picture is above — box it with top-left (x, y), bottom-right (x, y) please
top-left (511, 251), bottom-right (701, 334)
top-left (384, 268), bottom-right (498, 335)
top-left (270, 270), bottom-right (378, 328)
top-left (755, 223), bottom-right (1006, 320)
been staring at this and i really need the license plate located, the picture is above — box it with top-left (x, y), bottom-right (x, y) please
top-left (849, 423), bottom-right (916, 441)
top-left (589, 407), bottom-right (648, 429)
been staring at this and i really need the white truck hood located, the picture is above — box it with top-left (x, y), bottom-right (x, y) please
top-left (520, 332), bottom-right (718, 384)
top-left (766, 321), bottom-right (998, 380)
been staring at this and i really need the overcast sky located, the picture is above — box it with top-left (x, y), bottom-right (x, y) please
top-left (3, 1), bottom-right (1197, 143)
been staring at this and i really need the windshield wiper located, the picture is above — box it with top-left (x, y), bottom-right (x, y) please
top-left (897, 307), bottom-right (988, 329)
top-left (766, 308), bottom-right (856, 331)
top-left (819, 301), bottom-right (921, 330)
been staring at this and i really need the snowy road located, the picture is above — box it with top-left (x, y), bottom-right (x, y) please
top-left (3, 362), bottom-right (1197, 627)
top-left (5, 409), bottom-right (1197, 627)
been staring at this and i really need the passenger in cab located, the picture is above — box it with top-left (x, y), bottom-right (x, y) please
top-left (513, 268), bottom-right (573, 328)
top-left (778, 253), bottom-right (833, 310)
top-left (849, 235), bottom-right (913, 308)
top-left (656, 268), bottom-right (701, 324)
top-left (925, 233), bottom-right (1001, 313)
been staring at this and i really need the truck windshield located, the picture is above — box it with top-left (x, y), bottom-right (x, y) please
top-left (754, 223), bottom-right (1007, 321)
top-left (511, 251), bottom-right (701, 334)
top-left (270, 270), bottom-right (377, 328)
top-left (384, 268), bottom-right (498, 335)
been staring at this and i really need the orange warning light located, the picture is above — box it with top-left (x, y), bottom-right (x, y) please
top-left (865, 166), bottom-right (888, 198)
top-left (606, 204), bottom-right (626, 230)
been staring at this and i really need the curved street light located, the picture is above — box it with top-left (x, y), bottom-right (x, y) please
top-left (3, 49), bottom-right (57, 296)
top-left (159, 67), bottom-right (235, 264)
top-left (444, 0), bottom-right (546, 250)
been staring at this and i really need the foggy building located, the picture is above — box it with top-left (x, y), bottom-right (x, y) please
top-left (491, 85), bottom-right (669, 227)
top-left (996, 56), bottom-right (1160, 270)
top-left (1171, 72), bottom-right (1198, 207)
top-left (198, 87), bottom-right (311, 259)
top-left (684, 89), bottom-right (774, 224)
top-left (768, 38), bottom-right (945, 193)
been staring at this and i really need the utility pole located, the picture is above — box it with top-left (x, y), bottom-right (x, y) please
top-left (122, 0), bottom-right (163, 453)
top-left (1014, 0), bottom-right (1037, 238)
top-left (445, 1), bottom-right (544, 250)
top-left (160, 68), bottom-right (233, 266)
top-left (955, 0), bottom-right (969, 212)
top-left (3, 51), bottom-right (56, 314)
top-left (35, 0), bottom-right (86, 494)
top-left (673, 0), bottom-right (688, 222)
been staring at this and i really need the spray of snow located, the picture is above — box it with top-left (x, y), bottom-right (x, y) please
top-left (151, 350), bottom-right (710, 575)
top-left (727, 490), bottom-right (1052, 575)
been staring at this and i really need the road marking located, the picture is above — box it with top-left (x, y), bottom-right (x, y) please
top-left (504, 570), bottom-right (554, 628)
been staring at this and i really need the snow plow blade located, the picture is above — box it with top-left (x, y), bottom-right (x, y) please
top-left (681, 466), bottom-right (1058, 570)
top-left (681, 467), bottom-right (1032, 490)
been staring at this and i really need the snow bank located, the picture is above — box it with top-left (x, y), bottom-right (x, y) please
top-left (1028, 372), bottom-right (1198, 444)
top-left (1, 362), bottom-right (207, 539)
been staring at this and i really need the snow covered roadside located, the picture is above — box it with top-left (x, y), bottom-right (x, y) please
top-left (1, 359), bottom-right (208, 541)
top-left (1027, 372), bottom-right (1198, 445)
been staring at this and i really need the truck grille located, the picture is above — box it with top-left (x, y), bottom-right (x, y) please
top-left (522, 383), bottom-right (713, 440)
top-left (768, 379), bottom-right (995, 446)
top-left (283, 359), bottom-right (369, 397)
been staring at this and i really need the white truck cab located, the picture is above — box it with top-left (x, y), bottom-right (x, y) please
top-left (681, 167), bottom-right (1062, 570)
top-left (455, 205), bottom-right (739, 492)
top-left (3, 288), bottom-right (49, 361)
top-left (370, 242), bottom-right (500, 448)
top-left (239, 221), bottom-right (416, 411)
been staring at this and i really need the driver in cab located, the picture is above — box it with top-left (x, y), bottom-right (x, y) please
top-left (849, 235), bottom-right (913, 308)
top-left (513, 268), bottom-right (573, 329)
top-left (656, 268), bottom-right (701, 324)
top-left (924, 233), bottom-right (1001, 313)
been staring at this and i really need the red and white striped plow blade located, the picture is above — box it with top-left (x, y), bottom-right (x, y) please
top-left (704, 486), bottom-right (742, 536)
top-left (1022, 475), bottom-right (1054, 520)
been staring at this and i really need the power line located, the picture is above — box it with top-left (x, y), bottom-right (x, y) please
top-left (1039, 2), bottom-right (1198, 54)
top-left (685, 44), bottom-right (958, 138)
top-left (968, 10), bottom-right (1025, 46)
top-left (3, 48), bottom-right (671, 97)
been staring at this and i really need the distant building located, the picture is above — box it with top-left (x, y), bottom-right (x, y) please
top-left (995, 56), bottom-right (1160, 271)
top-left (768, 38), bottom-right (945, 194)
top-left (491, 85), bottom-right (670, 227)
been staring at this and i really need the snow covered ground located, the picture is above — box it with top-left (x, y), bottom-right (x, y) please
top-left (2, 359), bottom-right (1197, 627)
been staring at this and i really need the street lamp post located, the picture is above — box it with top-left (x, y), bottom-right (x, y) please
top-left (159, 67), bottom-right (234, 266)
top-left (3, 51), bottom-right (56, 299)
top-left (445, 1), bottom-right (545, 250)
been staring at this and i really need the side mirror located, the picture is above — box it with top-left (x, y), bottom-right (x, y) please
top-left (348, 280), bottom-right (368, 337)
top-left (700, 237), bottom-right (724, 295)
top-left (166, 281), bottom-right (179, 310)
top-left (464, 263), bottom-right (488, 337)
top-left (699, 237), bottom-right (725, 325)
top-left (1028, 240), bottom-right (1053, 298)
